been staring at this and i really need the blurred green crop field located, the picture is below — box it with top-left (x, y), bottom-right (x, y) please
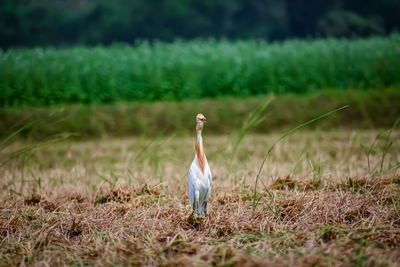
top-left (1, 35), bottom-right (400, 107)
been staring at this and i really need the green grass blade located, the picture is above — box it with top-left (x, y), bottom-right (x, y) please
top-left (0, 121), bottom-right (35, 151)
top-left (252, 105), bottom-right (349, 211)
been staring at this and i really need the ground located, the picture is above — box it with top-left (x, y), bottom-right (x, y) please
top-left (1, 130), bottom-right (399, 266)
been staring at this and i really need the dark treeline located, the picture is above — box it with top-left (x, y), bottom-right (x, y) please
top-left (1, 0), bottom-right (399, 48)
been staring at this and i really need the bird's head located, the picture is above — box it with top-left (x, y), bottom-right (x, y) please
top-left (196, 113), bottom-right (206, 130)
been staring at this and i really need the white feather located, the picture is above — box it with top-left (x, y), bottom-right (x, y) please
top-left (188, 155), bottom-right (212, 217)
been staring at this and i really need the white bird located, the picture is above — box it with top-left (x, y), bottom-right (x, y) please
top-left (188, 113), bottom-right (212, 217)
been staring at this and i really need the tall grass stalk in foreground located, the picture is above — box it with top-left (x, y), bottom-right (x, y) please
top-left (231, 95), bottom-right (275, 155)
top-left (362, 117), bottom-right (400, 176)
top-left (0, 121), bottom-right (73, 196)
top-left (228, 94), bottom-right (274, 179)
top-left (252, 105), bottom-right (349, 212)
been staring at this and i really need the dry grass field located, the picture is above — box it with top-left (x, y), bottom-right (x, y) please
top-left (1, 129), bottom-right (399, 266)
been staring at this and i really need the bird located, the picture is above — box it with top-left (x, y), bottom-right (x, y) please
top-left (188, 113), bottom-right (212, 217)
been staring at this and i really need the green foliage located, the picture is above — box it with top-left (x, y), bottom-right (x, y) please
top-left (1, 0), bottom-right (399, 47)
top-left (1, 35), bottom-right (400, 107)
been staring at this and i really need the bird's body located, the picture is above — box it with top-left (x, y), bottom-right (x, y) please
top-left (188, 114), bottom-right (212, 217)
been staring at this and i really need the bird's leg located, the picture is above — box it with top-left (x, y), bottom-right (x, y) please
top-left (197, 201), bottom-right (201, 217)
top-left (194, 200), bottom-right (198, 218)
top-left (194, 191), bottom-right (200, 217)
top-left (204, 201), bottom-right (207, 215)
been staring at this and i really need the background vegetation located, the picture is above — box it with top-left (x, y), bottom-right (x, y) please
top-left (1, 35), bottom-right (400, 107)
top-left (1, 0), bottom-right (399, 48)
top-left (1, 90), bottom-right (399, 140)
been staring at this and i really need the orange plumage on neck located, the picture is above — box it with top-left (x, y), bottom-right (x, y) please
top-left (195, 138), bottom-right (206, 174)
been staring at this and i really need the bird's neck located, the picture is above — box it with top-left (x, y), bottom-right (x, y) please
top-left (195, 129), bottom-right (206, 174)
